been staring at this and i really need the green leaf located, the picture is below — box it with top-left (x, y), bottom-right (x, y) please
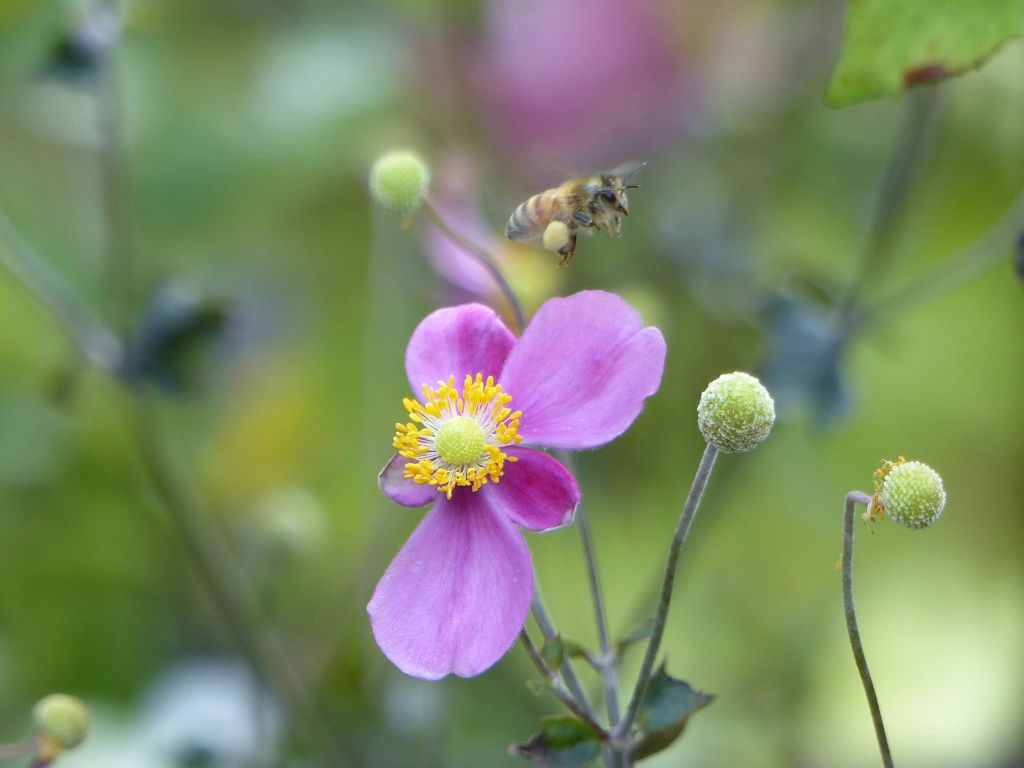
top-left (510, 715), bottom-right (603, 767)
top-left (541, 635), bottom-right (565, 670)
top-left (616, 618), bottom-right (655, 654)
top-left (632, 665), bottom-right (715, 761)
top-left (827, 0), bottom-right (1024, 106)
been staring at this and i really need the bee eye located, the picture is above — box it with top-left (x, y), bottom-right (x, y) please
top-left (601, 191), bottom-right (617, 204)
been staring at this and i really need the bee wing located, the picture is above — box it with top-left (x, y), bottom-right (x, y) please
top-left (608, 161), bottom-right (646, 186)
top-left (505, 191), bottom-right (560, 241)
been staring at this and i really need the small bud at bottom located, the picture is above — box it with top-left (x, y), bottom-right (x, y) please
top-left (33, 694), bottom-right (90, 752)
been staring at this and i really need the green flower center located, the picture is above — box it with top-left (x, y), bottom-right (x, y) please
top-left (434, 415), bottom-right (487, 466)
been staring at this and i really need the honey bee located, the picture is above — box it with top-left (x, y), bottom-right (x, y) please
top-left (505, 162), bottom-right (644, 265)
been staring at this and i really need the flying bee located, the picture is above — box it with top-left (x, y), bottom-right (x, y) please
top-left (505, 162), bottom-right (644, 265)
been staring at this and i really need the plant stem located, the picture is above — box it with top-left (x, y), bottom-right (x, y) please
top-left (619, 444), bottom-right (718, 743)
top-left (131, 402), bottom-right (350, 766)
top-left (519, 630), bottom-right (609, 739)
top-left (531, 588), bottom-right (596, 721)
top-left (556, 452), bottom-right (620, 731)
top-left (0, 213), bottom-right (122, 369)
top-left (0, 738), bottom-right (39, 759)
top-left (832, 89), bottom-right (941, 332)
top-left (421, 200), bottom-right (527, 335)
top-left (842, 491), bottom-right (894, 768)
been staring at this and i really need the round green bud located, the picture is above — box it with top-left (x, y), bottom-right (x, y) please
top-left (697, 371), bottom-right (775, 453)
top-left (33, 694), bottom-right (90, 751)
top-left (368, 150), bottom-right (430, 215)
top-left (880, 460), bottom-right (945, 530)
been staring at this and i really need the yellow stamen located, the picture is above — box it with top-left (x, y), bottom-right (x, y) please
top-left (392, 373), bottom-right (524, 498)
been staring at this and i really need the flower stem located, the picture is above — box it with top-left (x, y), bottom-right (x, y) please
top-left (833, 88), bottom-right (941, 332)
top-left (519, 630), bottom-right (609, 739)
top-left (131, 402), bottom-right (351, 766)
top-left (0, 739), bottom-right (39, 759)
top-left (0, 212), bottom-right (122, 369)
top-left (618, 444), bottom-right (718, 743)
top-left (843, 491), bottom-right (895, 768)
top-left (531, 588), bottom-right (596, 721)
top-left (421, 200), bottom-right (527, 335)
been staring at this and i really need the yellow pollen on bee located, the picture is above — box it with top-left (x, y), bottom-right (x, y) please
top-left (392, 373), bottom-right (524, 498)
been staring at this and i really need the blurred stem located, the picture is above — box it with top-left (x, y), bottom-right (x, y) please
top-left (531, 589), bottom-right (596, 721)
top-left (842, 491), bottom-right (894, 768)
top-left (618, 444), bottom-right (718, 746)
top-left (519, 630), bottom-right (609, 739)
top-left (558, 454), bottom-right (620, 730)
top-left (96, 9), bottom-right (133, 330)
top-left (0, 738), bottom-right (39, 759)
top-left (0, 212), bottom-right (122, 369)
top-left (130, 400), bottom-right (351, 767)
top-left (858, 186), bottom-right (1024, 332)
top-left (833, 88), bottom-right (942, 332)
top-left (421, 200), bottom-right (527, 335)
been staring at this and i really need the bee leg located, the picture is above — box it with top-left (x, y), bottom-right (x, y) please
top-left (557, 233), bottom-right (577, 266)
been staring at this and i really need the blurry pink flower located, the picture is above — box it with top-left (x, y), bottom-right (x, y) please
top-left (370, 291), bottom-right (666, 679)
top-left (474, 0), bottom-right (691, 179)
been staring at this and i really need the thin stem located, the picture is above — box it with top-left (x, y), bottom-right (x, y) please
top-left (843, 491), bottom-right (894, 768)
top-left (0, 212), bottom-right (122, 369)
top-left (858, 186), bottom-right (1024, 333)
top-left (833, 89), bottom-right (941, 331)
top-left (619, 444), bottom-right (718, 741)
top-left (130, 401), bottom-right (351, 767)
top-left (519, 630), bottom-right (609, 739)
top-left (557, 452), bottom-right (620, 729)
top-left (0, 738), bottom-right (39, 759)
top-left (578, 502), bottom-right (621, 726)
top-left (531, 588), bottom-right (596, 721)
top-left (421, 200), bottom-right (527, 335)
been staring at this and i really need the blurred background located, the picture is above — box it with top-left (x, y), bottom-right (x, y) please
top-left (1, 0), bottom-right (1022, 766)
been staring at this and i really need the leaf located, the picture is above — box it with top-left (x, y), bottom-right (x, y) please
top-left (616, 618), bottom-right (654, 654)
top-left (826, 0), bottom-right (1024, 107)
top-left (632, 665), bottom-right (715, 761)
top-left (541, 635), bottom-right (564, 670)
top-left (510, 715), bottom-right (603, 767)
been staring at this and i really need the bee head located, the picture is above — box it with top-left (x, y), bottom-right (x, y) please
top-left (599, 161), bottom-right (645, 215)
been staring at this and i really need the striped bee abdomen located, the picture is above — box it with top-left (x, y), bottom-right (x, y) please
top-left (505, 191), bottom-right (558, 241)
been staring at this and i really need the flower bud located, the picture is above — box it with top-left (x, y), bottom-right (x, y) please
top-left (369, 150), bottom-right (430, 215)
top-left (697, 371), bottom-right (775, 453)
top-left (879, 460), bottom-right (945, 530)
top-left (33, 694), bottom-right (90, 751)
top-left (542, 221), bottom-right (570, 252)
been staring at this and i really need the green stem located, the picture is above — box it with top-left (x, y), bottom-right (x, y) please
top-left (421, 200), bottom-right (527, 335)
top-left (618, 444), bottom-right (718, 744)
top-left (0, 738), bottom-right (39, 760)
top-left (833, 89), bottom-right (941, 332)
top-left (531, 588), bottom-right (597, 721)
top-left (0, 213), bottom-right (121, 369)
top-left (519, 630), bottom-right (609, 738)
top-left (843, 491), bottom-right (894, 768)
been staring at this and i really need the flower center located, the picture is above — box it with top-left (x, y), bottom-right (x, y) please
top-left (434, 416), bottom-right (487, 466)
top-left (393, 373), bottom-right (523, 498)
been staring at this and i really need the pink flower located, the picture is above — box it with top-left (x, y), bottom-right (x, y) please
top-left (369, 290), bottom-right (666, 679)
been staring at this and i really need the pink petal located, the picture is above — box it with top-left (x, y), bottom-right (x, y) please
top-left (499, 291), bottom-right (666, 450)
top-left (367, 490), bottom-right (533, 679)
top-left (379, 454), bottom-right (437, 508)
top-left (487, 447), bottom-right (579, 532)
top-left (405, 304), bottom-right (516, 394)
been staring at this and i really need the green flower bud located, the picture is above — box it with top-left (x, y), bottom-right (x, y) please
top-left (697, 371), bottom-right (775, 453)
top-left (368, 150), bottom-right (430, 215)
top-left (879, 460), bottom-right (946, 530)
top-left (33, 694), bottom-right (90, 751)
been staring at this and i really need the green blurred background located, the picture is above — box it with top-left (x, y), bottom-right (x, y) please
top-left (1, 1), bottom-right (1022, 766)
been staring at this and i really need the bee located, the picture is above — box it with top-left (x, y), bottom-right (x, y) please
top-left (505, 162), bottom-right (644, 265)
